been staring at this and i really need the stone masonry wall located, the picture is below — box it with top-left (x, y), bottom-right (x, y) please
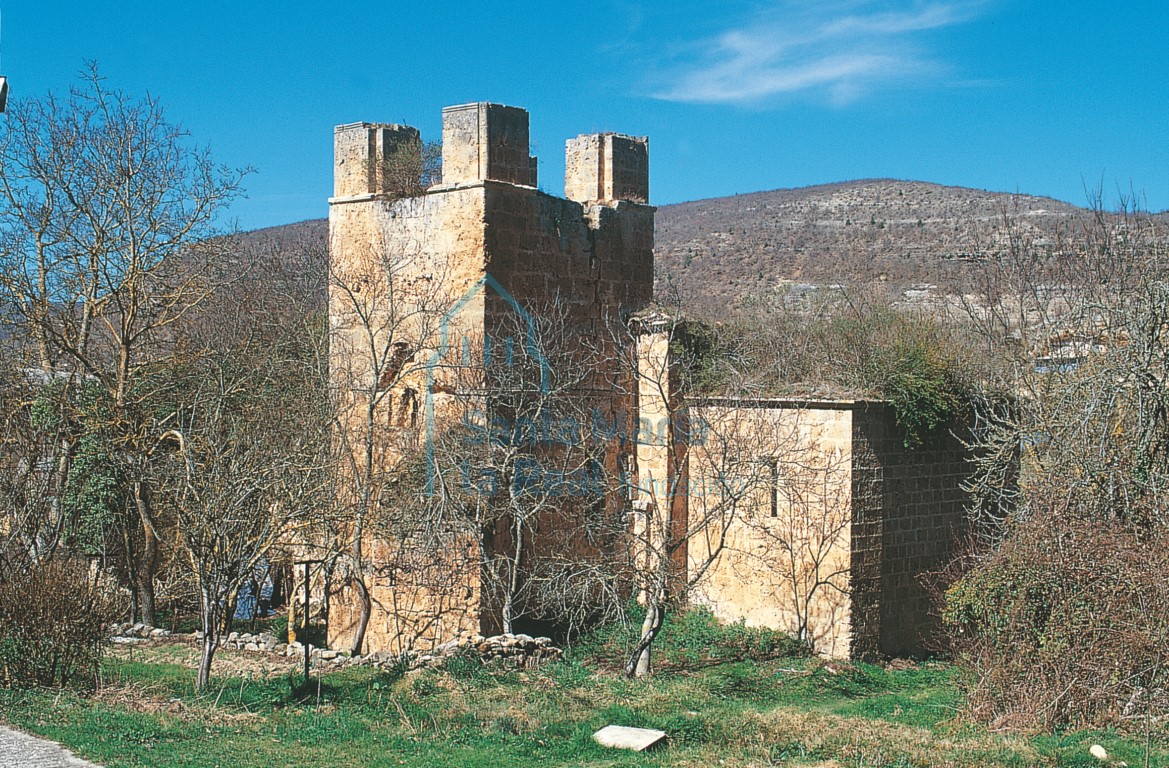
top-left (852, 406), bottom-right (971, 657)
top-left (328, 183), bottom-right (491, 655)
top-left (329, 103), bottom-right (654, 652)
top-left (678, 400), bottom-right (972, 661)
top-left (847, 404), bottom-right (888, 660)
top-left (684, 401), bottom-right (856, 658)
top-left (474, 160), bottom-right (653, 634)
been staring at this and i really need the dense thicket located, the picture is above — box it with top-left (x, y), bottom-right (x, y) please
top-left (941, 204), bottom-right (1169, 728)
top-left (671, 290), bottom-right (982, 448)
top-left (0, 559), bottom-right (116, 688)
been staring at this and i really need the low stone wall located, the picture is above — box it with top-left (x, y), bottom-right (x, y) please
top-left (107, 622), bottom-right (174, 642)
top-left (289, 632), bottom-right (564, 671)
top-left (106, 623), bottom-right (562, 671)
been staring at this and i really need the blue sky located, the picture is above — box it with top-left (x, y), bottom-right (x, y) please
top-left (5, 1), bottom-right (1167, 228)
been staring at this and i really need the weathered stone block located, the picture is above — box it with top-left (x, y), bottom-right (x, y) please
top-left (334, 122), bottom-right (421, 198)
top-left (593, 725), bottom-right (667, 752)
top-left (442, 103), bottom-right (533, 186)
top-left (565, 133), bottom-right (650, 204)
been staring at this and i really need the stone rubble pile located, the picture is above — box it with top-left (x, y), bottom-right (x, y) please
top-left (107, 623), bottom-right (287, 653)
top-left (286, 632), bottom-right (563, 671)
top-left (205, 630), bottom-right (286, 654)
top-left (106, 622), bottom-right (562, 671)
top-left (107, 622), bottom-right (173, 644)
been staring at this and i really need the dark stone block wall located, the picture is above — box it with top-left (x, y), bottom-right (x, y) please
top-left (851, 404), bottom-right (971, 659)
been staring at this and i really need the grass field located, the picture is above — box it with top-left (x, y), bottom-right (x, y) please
top-left (0, 612), bottom-right (1161, 767)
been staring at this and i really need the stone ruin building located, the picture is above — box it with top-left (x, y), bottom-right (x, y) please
top-left (324, 102), bottom-right (972, 660)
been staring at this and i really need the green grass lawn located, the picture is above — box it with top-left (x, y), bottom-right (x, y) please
top-left (0, 614), bottom-right (1163, 767)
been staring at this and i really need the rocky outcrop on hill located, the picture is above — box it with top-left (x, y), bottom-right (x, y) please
top-left (654, 179), bottom-right (1090, 313)
top-left (245, 180), bottom-right (1124, 316)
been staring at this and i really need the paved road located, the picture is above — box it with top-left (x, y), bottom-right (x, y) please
top-left (0, 726), bottom-right (103, 768)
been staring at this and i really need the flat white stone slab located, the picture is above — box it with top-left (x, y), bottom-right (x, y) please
top-left (592, 725), bottom-right (667, 752)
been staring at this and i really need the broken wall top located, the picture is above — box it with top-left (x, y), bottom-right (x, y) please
top-left (565, 133), bottom-right (649, 205)
top-left (331, 103), bottom-right (649, 206)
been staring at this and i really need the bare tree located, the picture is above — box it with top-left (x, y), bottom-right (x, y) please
top-left (165, 417), bottom-right (325, 690)
top-left (0, 349), bottom-right (69, 568)
top-left (959, 198), bottom-right (1169, 532)
top-left (0, 65), bottom-right (248, 623)
top-left (619, 311), bottom-right (794, 677)
top-left (161, 304), bottom-right (329, 689)
top-left (939, 199), bottom-right (1169, 728)
top-left (424, 301), bottom-right (614, 636)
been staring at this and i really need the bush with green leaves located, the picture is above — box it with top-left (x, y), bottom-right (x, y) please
top-left (572, 604), bottom-right (809, 672)
top-left (877, 337), bottom-right (964, 448)
top-left (33, 382), bottom-right (128, 555)
top-left (679, 293), bottom-right (979, 447)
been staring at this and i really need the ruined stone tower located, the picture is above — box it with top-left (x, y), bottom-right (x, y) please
top-left (327, 103), bottom-right (654, 653)
top-left (325, 101), bottom-right (971, 662)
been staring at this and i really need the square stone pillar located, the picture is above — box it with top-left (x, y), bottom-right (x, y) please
top-left (441, 103), bottom-right (536, 186)
top-left (565, 133), bottom-right (649, 204)
top-left (334, 122), bottom-right (422, 198)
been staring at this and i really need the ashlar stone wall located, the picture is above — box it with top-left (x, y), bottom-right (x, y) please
top-left (683, 401), bottom-right (856, 658)
top-left (673, 399), bottom-right (971, 660)
top-left (852, 406), bottom-right (969, 657)
top-left (327, 103), bottom-right (654, 654)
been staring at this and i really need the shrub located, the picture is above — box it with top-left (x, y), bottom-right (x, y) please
top-left (571, 604), bottom-right (809, 672)
top-left (878, 339), bottom-right (963, 448)
top-left (825, 306), bottom-right (972, 447)
top-left (660, 606), bottom-right (809, 666)
top-left (723, 296), bottom-right (979, 446)
top-left (944, 513), bottom-right (1169, 729)
top-left (0, 559), bottom-right (117, 689)
top-left (670, 318), bottom-right (733, 394)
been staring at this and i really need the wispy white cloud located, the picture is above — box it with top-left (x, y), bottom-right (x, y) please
top-left (652, 1), bottom-right (985, 105)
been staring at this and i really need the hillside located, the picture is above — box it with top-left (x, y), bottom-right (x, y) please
top-left (259, 180), bottom-right (1131, 314)
top-left (653, 179), bottom-right (1091, 313)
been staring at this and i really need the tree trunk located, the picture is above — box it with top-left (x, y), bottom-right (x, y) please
top-left (196, 591), bottom-right (220, 690)
top-left (41, 445), bottom-right (73, 560)
top-left (197, 633), bottom-right (218, 691)
top-left (348, 575), bottom-right (371, 656)
top-left (270, 562), bottom-right (286, 609)
top-left (133, 482), bottom-right (159, 626)
top-left (135, 575), bottom-right (156, 626)
top-left (502, 588), bottom-right (514, 635)
top-left (248, 575), bottom-right (260, 631)
top-left (221, 589), bottom-right (237, 637)
top-left (502, 516), bottom-right (523, 635)
top-left (348, 492), bottom-right (370, 655)
top-left (625, 600), bottom-right (665, 678)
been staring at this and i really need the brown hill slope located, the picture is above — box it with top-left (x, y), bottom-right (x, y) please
top-left (654, 179), bottom-right (1091, 313)
top-left (257, 180), bottom-right (1123, 314)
